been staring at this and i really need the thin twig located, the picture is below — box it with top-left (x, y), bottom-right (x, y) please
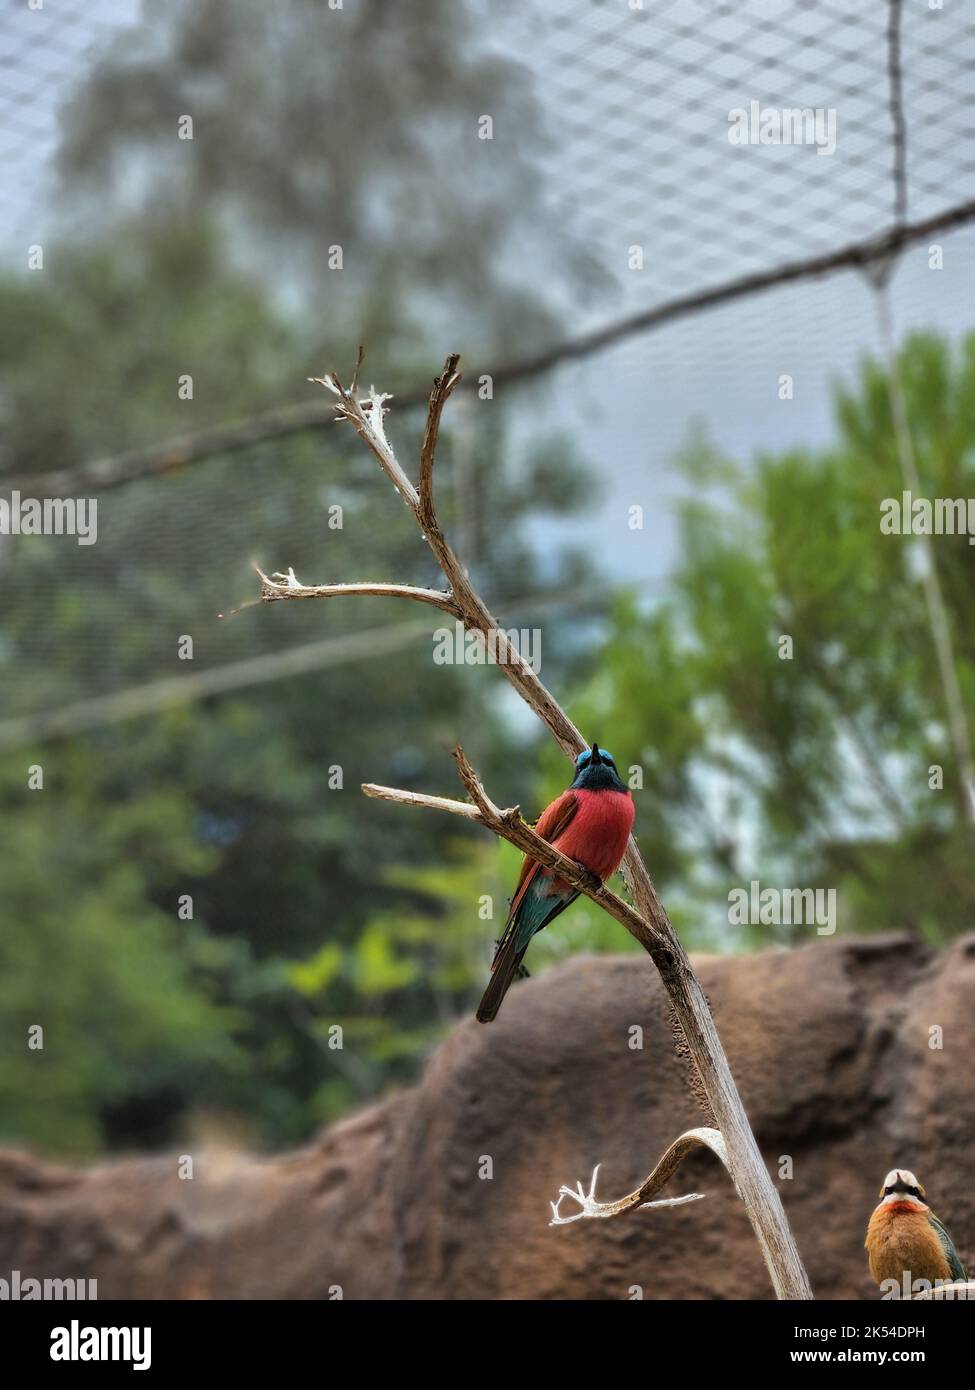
top-left (255, 566), bottom-right (460, 616)
top-left (349, 343), bottom-right (365, 396)
top-left (549, 1127), bottom-right (726, 1224)
top-left (419, 353), bottom-right (461, 527)
top-left (308, 370), bottom-right (419, 511)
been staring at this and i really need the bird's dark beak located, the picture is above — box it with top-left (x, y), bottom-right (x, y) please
top-left (590, 741), bottom-right (602, 765)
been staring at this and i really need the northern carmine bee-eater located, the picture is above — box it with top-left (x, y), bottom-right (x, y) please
top-left (476, 742), bottom-right (634, 1023)
top-left (865, 1168), bottom-right (967, 1290)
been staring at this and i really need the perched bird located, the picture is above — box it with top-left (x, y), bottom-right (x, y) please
top-left (865, 1169), bottom-right (967, 1290)
top-left (476, 742), bottom-right (634, 1024)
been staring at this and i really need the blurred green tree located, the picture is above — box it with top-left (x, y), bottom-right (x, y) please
top-left (0, 226), bottom-right (596, 1156)
top-left (0, 740), bottom-right (242, 1155)
top-left (550, 331), bottom-right (975, 951)
top-left (0, 0), bottom-right (607, 1156)
top-left (54, 0), bottom-right (605, 363)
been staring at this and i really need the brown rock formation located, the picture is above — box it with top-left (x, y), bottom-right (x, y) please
top-left (1, 934), bottom-right (972, 1299)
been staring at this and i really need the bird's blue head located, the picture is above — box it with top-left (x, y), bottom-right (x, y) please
top-left (571, 742), bottom-right (627, 792)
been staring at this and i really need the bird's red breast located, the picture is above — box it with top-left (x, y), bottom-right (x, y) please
top-left (505, 784), bottom-right (635, 923)
top-left (549, 787), bottom-right (634, 884)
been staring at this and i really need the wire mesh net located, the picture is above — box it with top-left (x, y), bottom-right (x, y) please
top-left (1, 0), bottom-right (973, 738)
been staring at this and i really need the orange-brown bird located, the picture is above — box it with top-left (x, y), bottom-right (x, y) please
top-left (865, 1168), bottom-right (966, 1292)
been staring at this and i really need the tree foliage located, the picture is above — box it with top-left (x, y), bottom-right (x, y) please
top-left (558, 331), bottom-right (975, 948)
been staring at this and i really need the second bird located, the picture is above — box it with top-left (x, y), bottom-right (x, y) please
top-left (865, 1168), bottom-right (967, 1291)
top-left (476, 742), bottom-right (634, 1023)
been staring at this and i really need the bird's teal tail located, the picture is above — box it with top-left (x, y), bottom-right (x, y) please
top-left (476, 933), bottom-right (526, 1023)
top-left (476, 880), bottom-right (578, 1023)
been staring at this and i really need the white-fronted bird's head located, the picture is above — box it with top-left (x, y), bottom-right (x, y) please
top-left (878, 1168), bottom-right (927, 1204)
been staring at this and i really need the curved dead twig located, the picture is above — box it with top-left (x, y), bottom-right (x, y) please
top-left (549, 1127), bottom-right (727, 1225)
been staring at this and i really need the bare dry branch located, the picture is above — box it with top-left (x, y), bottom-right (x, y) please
top-left (307, 359), bottom-right (419, 511)
top-left (255, 565), bottom-right (460, 615)
top-left (549, 1127), bottom-right (726, 1224)
top-left (361, 783), bottom-right (483, 821)
top-left (257, 348), bottom-right (813, 1301)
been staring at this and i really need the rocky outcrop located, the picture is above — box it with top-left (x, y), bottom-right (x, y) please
top-left (1, 934), bottom-right (972, 1299)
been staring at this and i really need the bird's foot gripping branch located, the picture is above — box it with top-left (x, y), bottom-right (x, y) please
top-left (255, 349), bottom-right (813, 1301)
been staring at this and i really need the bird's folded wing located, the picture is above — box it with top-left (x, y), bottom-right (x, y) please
top-left (929, 1214), bottom-right (967, 1281)
top-left (490, 790), bottom-right (579, 966)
